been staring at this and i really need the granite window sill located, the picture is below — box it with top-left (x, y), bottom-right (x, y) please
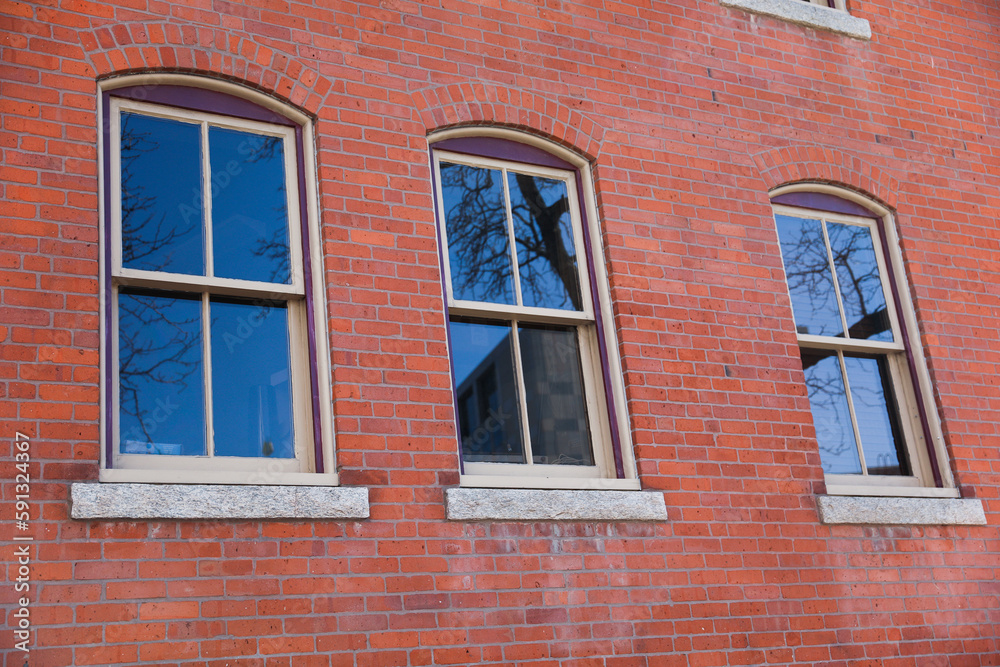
top-left (445, 488), bottom-right (667, 522)
top-left (721, 0), bottom-right (872, 39)
top-left (817, 495), bottom-right (986, 525)
top-left (70, 483), bottom-right (369, 520)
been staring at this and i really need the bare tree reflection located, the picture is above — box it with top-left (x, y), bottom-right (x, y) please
top-left (442, 165), bottom-right (512, 302)
top-left (117, 120), bottom-right (292, 452)
top-left (510, 174), bottom-right (581, 310)
top-left (442, 164), bottom-right (580, 309)
top-left (251, 228), bottom-right (292, 283)
top-left (826, 223), bottom-right (891, 340)
top-left (118, 292), bottom-right (201, 446)
top-left (799, 349), bottom-right (858, 470)
top-left (215, 133), bottom-right (291, 284)
top-left (120, 114), bottom-right (199, 270)
top-left (246, 135), bottom-right (291, 283)
top-left (781, 220), bottom-right (890, 346)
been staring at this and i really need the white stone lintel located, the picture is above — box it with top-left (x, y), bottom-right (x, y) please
top-left (446, 487), bottom-right (667, 522)
top-left (71, 483), bottom-right (369, 520)
top-left (817, 495), bottom-right (986, 526)
top-left (721, 0), bottom-right (872, 40)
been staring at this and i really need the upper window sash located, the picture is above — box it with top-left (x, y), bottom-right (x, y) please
top-left (109, 97), bottom-right (305, 295)
top-left (433, 149), bottom-right (595, 320)
top-left (772, 204), bottom-right (903, 349)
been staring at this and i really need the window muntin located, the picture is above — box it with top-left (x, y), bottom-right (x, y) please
top-left (774, 203), bottom-right (932, 488)
top-left (108, 94), bottom-right (316, 479)
top-left (434, 148), bottom-right (615, 482)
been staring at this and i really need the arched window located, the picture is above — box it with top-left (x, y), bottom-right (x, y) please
top-left (100, 76), bottom-right (334, 485)
top-left (771, 186), bottom-right (953, 497)
top-left (430, 131), bottom-right (636, 489)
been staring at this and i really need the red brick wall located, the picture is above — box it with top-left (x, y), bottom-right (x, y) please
top-left (3, 0), bottom-right (1000, 665)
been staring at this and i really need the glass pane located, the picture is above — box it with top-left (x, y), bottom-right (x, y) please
top-left (118, 290), bottom-right (205, 456)
top-left (827, 222), bottom-right (893, 342)
top-left (519, 325), bottom-right (594, 466)
top-left (844, 355), bottom-right (907, 476)
top-left (775, 215), bottom-right (844, 337)
top-left (440, 162), bottom-right (515, 305)
top-left (210, 299), bottom-right (295, 458)
top-left (799, 349), bottom-right (861, 474)
top-left (449, 319), bottom-right (524, 464)
top-left (210, 127), bottom-right (291, 284)
top-left (507, 172), bottom-right (583, 311)
top-left (120, 112), bottom-right (204, 275)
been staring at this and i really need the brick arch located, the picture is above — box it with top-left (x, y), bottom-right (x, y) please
top-left (79, 22), bottom-right (330, 115)
top-left (412, 83), bottom-right (605, 161)
top-left (753, 145), bottom-right (900, 209)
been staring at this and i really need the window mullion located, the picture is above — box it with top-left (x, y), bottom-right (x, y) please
top-left (202, 122), bottom-right (214, 279)
top-left (837, 349), bottom-right (869, 475)
top-left (820, 220), bottom-right (852, 340)
top-left (202, 293), bottom-right (215, 458)
top-left (509, 320), bottom-right (533, 466)
top-left (501, 168), bottom-right (523, 307)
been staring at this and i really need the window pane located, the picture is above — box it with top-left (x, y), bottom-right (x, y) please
top-left (507, 172), bottom-right (583, 311)
top-left (775, 215), bottom-right (843, 337)
top-left (449, 319), bottom-right (524, 464)
top-left (843, 355), bottom-right (907, 476)
top-left (120, 112), bottom-right (204, 276)
top-left (440, 162), bottom-right (515, 305)
top-left (209, 127), bottom-right (292, 284)
top-left (118, 290), bottom-right (205, 456)
top-left (799, 349), bottom-right (861, 474)
top-left (519, 324), bottom-right (594, 466)
top-left (210, 299), bottom-right (295, 458)
top-left (827, 222), bottom-right (893, 342)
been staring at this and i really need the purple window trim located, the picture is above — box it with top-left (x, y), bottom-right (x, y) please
top-left (294, 126), bottom-right (326, 474)
top-left (103, 92), bottom-right (115, 468)
top-left (432, 136), bottom-right (575, 171)
top-left (106, 84), bottom-right (298, 127)
top-left (874, 218), bottom-right (943, 487)
top-left (771, 191), bottom-right (880, 220)
top-left (431, 135), bottom-right (627, 479)
top-left (102, 86), bottom-right (325, 472)
top-left (573, 176), bottom-right (627, 478)
top-left (775, 190), bottom-right (944, 487)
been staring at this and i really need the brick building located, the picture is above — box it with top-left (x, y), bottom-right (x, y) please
top-left (3, 0), bottom-right (1000, 664)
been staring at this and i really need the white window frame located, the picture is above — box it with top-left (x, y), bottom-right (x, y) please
top-left (431, 130), bottom-right (637, 491)
top-left (772, 184), bottom-right (956, 499)
top-left (98, 76), bottom-right (336, 486)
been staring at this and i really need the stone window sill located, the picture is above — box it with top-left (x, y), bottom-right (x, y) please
top-left (445, 488), bottom-right (667, 522)
top-left (816, 495), bottom-right (986, 525)
top-left (70, 483), bottom-right (369, 520)
top-left (721, 0), bottom-right (872, 39)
